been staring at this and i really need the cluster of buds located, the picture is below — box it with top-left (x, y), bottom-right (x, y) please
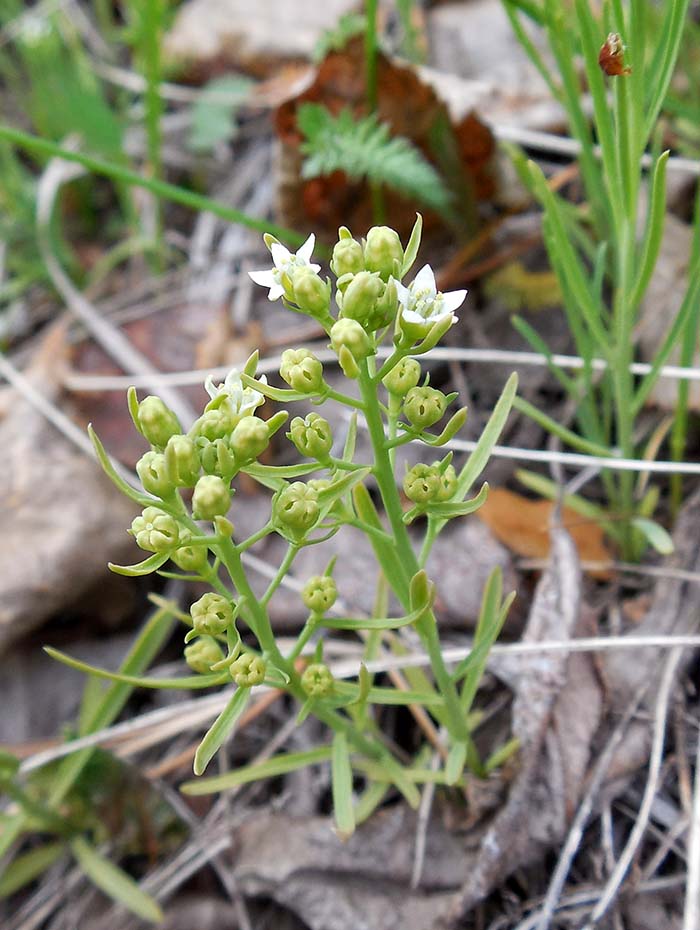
top-left (248, 218), bottom-right (468, 380)
top-left (404, 458), bottom-right (458, 506)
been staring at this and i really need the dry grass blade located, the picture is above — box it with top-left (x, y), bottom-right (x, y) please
top-left (684, 715), bottom-right (700, 929)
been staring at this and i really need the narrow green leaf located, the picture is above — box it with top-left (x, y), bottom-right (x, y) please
top-left (401, 213), bottom-right (423, 277)
top-left (332, 682), bottom-right (443, 706)
top-left (88, 425), bottom-right (150, 506)
top-left (630, 151), bottom-right (670, 309)
top-left (343, 412), bottom-right (358, 463)
top-left (331, 733), bottom-right (355, 839)
top-left (631, 517), bottom-right (674, 556)
top-left (427, 482), bottom-right (489, 519)
top-left (193, 687), bottom-right (250, 776)
top-left (44, 647), bottom-right (226, 690)
top-left (70, 837), bottom-right (163, 923)
top-left (484, 737), bottom-right (520, 773)
top-left (182, 746), bottom-right (333, 794)
top-left (354, 781), bottom-right (389, 826)
top-left (455, 374), bottom-right (517, 499)
top-left (0, 842), bottom-right (65, 899)
top-left (108, 553), bottom-right (170, 577)
top-left (445, 741), bottom-right (468, 785)
top-left (240, 373), bottom-right (313, 402)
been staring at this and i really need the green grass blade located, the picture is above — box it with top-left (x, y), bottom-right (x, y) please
top-left (630, 151), bottom-right (670, 308)
top-left (455, 372), bottom-right (517, 499)
top-left (193, 687), bottom-right (250, 776)
top-left (44, 647), bottom-right (226, 690)
top-left (181, 746), bottom-right (333, 794)
top-left (70, 837), bottom-right (163, 924)
top-left (331, 732), bottom-right (355, 839)
top-left (0, 841), bottom-right (65, 899)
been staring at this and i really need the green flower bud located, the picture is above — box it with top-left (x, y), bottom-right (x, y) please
top-left (364, 226), bottom-right (403, 281)
top-left (404, 386), bottom-right (448, 430)
top-left (230, 416), bottom-right (269, 462)
top-left (194, 406), bottom-right (237, 442)
top-left (273, 481), bottom-right (320, 539)
top-left (337, 271), bottom-right (384, 325)
top-left (230, 653), bottom-right (266, 687)
top-left (331, 235), bottom-right (364, 277)
top-left (368, 276), bottom-right (399, 330)
top-left (171, 540), bottom-right (209, 573)
top-left (197, 437), bottom-right (236, 478)
top-left (192, 475), bottom-right (231, 520)
top-left (435, 463), bottom-right (458, 502)
top-left (288, 413), bottom-right (333, 460)
top-left (404, 463), bottom-right (441, 504)
top-left (293, 268), bottom-right (331, 317)
top-left (131, 506), bottom-right (181, 552)
top-left (136, 396), bottom-right (181, 448)
top-left (301, 575), bottom-right (337, 613)
top-left (330, 318), bottom-right (373, 362)
top-left (164, 435), bottom-right (201, 487)
top-left (382, 357), bottom-right (422, 397)
top-left (136, 451), bottom-right (174, 498)
top-left (185, 636), bottom-right (225, 674)
top-left (301, 662), bottom-right (334, 697)
top-left (279, 348), bottom-right (325, 394)
top-left (190, 592), bottom-right (234, 636)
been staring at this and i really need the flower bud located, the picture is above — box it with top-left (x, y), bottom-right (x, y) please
top-left (136, 396), bottom-right (181, 448)
top-left (171, 540), bottom-right (209, 573)
top-left (364, 226), bottom-right (404, 281)
top-left (404, 463), bottom-right (441, 504)
top-left (368, 277), bottom-right (399, 329)
top-left (190, 592), bottom-right (234, 636)
top-left (301, 575), bottom-right (337, 613)
top-left (382, 357), bottom-right (422, 397)
top-left (230, 653), bottom-right (266, 687)
top-left (279, 348), bottom-right (325, 394)
top-left (331, 235), bottom-right (364, 277)
top-left (288, 413), bottom-right (333, 460)
top-left (273, 481), bottom-right (320, 540)
top-left (197, 437), bottom-right (236, 478)
top-left (193, 406), bottom-right (237, 442)
top-left (435, 463), bottom-right (458, 502)
top-left (185, 636), bottom-right (225, 674)
top-left (330, 318), bottom-right (373, 362)
top-left (136, 451), bottom-right (174, 498)
top-left (131, 506), bottom-right (181, 552)
top-left (230, 416), bottom-right (269, 462)
top-left (164, 435), bottom-right (201, 487)
top-left (192, 475), bottom-right (231, 520)
top-left (293, 268), bottom-right (331, 317)
top-left (301, 662), bottom-right (334, 697)
top-left (337, 271), bottom-right (383, 325)
top-left (404, 386), bottom-right (448, 430)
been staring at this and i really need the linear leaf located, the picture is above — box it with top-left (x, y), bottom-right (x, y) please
top-left (182, 746), bottom-right (333, 795)
top-left (193, 687), bottom-right (250, 776)
top-left (331, 733), bottom-right (355, 839)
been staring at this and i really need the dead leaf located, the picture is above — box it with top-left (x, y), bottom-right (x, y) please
top-left (477, 487), bottom-right (612, 576)
top-left (273, 35), bottom-right (496, 238)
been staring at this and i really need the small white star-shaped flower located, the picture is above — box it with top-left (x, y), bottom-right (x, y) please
top-left (204, 368), bottom-right (267, 416)
top-left (396, 264), bottom-right (466, 329)
top-left (248, 234), bottom-right (320, 301)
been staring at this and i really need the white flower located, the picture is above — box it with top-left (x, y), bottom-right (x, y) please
top-left (204, 368), bottom-right (267, 415)
top-left (248, 234), bottom-right (320, 301)
top-left (396, 264), bottom-right (466, 328)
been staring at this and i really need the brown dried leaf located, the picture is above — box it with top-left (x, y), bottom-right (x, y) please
top-left (477, 487), bottom-right (612, 574)
top-left (274, 35), bottom-right (495, 238)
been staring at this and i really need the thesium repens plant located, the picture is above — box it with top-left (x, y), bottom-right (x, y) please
top-left (49, 216), bottom-right (518, 837)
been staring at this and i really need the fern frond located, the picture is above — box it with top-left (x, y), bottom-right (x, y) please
top-left (297, 104), bottom-right (453, 216)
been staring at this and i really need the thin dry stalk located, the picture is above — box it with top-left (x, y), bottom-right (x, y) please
top-left (684, 725), bottom-right (700, 930)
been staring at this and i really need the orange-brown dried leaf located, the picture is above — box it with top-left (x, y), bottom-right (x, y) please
top-left (274, 35), bottom-right (495, 238)
top-left (477, 488), bottom-right (612, 577)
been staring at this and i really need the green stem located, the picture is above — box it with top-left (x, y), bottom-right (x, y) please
top-left (261, 544), bottom-right (299, 606)
top-left (0, 125), bottom-right (305, 246)
top-left (140, 0), bottom-right (165, 265)
top-left (357, 359), bottom-right (470, 744)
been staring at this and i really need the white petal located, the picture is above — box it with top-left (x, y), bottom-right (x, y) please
top-left (309, 263), bottom-right (321, 274)
top-left (412, 264), bottom-right (437, 294)
top-left (267, 284), bottom-right (285, 301)
top-left (395, 281), bottom-right (411, 307)
top-left (248, 269), bottom-right (277, 287)
top-left (296, 234), bottom-right (316, 264)
top-left (440, 289), bottom-right (468, 313)
top-left (270, 242), bottom-right (292, 268)
top-left (401, 308), bottom-right (428, 325)
top-left (204, 374), bottom-right (219, 399)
